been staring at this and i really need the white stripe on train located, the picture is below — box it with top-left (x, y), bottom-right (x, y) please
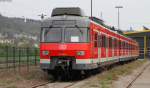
top-left (40, 55), bottom-right (138, 64)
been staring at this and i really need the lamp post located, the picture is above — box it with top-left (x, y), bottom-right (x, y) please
top-left (38, 13), bottom-right (47, 21)
top-left (91, 0), bottom-right (93, 18)
top-left (115, 6), bottom-right (123, 30)
top-left (38, 13), bottom-right (47, 26)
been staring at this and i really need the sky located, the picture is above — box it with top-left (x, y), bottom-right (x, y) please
top-left (0, 0), bottom-right (150, 31)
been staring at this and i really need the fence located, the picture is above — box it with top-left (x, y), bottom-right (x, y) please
top-left (0, 46), bottom-right (40, 71)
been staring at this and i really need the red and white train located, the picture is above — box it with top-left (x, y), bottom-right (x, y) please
top-left (40, 7), bottom-right (139, 77)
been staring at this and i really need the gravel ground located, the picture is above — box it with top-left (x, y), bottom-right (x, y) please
top-left (113, 60), bottom-right (150, 88)
top-left (70, 60), bottom-right (147, 88)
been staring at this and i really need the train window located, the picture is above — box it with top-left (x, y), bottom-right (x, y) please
top-left (98, 34), bottom-right (101, 47)
top-left (94, 32), bottom-right (98, 47)
top-left (42, 28), bottom-right (62, 42)
top-left (123, 42), bottom-right (125, 50)
top-left (126, 42), bottom-right (128, 49)
top-left (105, 36), bottom-right (108, 48)
top-left (101, 35), bottom-right (103, 47)
top-left (112, 38), bottom-right (114, 49)
top-left (114, 38), bottom-right (117, 48)
top-left (42, 27), bottom-right (90, 43)
top-left (125, 42), bottom-right (126, 49)
top-left (127, 43), bottom-right (129, 50)
top-left (129, 44), bottom-right (131, 50)
top-left (124, 42), bottom-right (126, 49)
top-left (126, 43), bottom-right (128, 49)
top-left (101, 35), bottom-right (104, 47)
top-left (65, 28), bottom-right (89, 43)
top-left (119, 41), bottom-right (121, 49)
top-left (102, 35), bottom-right (106, 48)
top-left (122, 42), bottom-right (124, 49)
top-left (109, 37), bottom-right (112, 48)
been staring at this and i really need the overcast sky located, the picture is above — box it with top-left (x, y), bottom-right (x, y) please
top-left (0, 0), bottom-right (150, 31)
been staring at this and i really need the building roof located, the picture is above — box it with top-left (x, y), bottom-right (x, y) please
top-left (124, 29), bottom-right (150, 35)
top-left (124, 29), bottom-right (150, 37)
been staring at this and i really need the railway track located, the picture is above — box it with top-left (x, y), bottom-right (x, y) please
top-left (35, 82), bottom-right (77, 88)
top-left (31, 72), bottom-right (96, 88)
top-left (126, 62), bottom-right (150, 88)
top-left (32, 80), bottom-right (80, 88)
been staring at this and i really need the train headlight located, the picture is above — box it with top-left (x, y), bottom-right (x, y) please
top-left (77, 51), bottom-right (85, 56)
top-left (42, 51), bottom-right (49, 55)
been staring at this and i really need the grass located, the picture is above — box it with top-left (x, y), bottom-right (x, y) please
top-left (99, 60), bottom-right (147, 88)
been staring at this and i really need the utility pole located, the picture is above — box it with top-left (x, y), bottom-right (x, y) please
top-left (115, 6), bottom-right (123, 30)
top-left (22, 16), bottom-right (27, 23)
top-left (101, 12), bottom-right (103, 20)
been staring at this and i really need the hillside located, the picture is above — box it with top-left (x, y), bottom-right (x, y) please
top-left (0, 14), bottom-right (41, 35)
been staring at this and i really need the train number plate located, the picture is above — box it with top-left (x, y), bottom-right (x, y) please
top-left (59, 44), bottom-right (67, 50)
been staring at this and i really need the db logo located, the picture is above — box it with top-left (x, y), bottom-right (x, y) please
top-left (59, 44), bottom-right (67, 50)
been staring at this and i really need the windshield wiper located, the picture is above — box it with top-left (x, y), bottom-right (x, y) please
top-left (75, 25), bottom-right (83, 35)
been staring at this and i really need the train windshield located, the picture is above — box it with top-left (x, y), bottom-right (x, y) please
top-left (64, 28), bottom-right (89, 43)
top-left (41, 27), bottom-right (89, 43)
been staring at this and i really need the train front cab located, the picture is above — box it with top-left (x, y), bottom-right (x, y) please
top-left (39, 17), bottom-right (100, 71)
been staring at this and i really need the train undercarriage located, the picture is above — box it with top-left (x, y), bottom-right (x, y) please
top-left (42, 56), bottom-right (138, 80)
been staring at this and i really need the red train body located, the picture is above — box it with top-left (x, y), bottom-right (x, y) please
top-left (40, 7), bottom-right (139, 72)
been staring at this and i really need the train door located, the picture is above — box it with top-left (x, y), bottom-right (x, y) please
top-left (123, 42), bottom-right (125, 56)
top-left (98, 33), bottom-right (101, 64)
top-left (108, 36), bottom-right (112, 58)
top-left (93, 31), bottom-right (98, 60)
top-left (124, 42), bottom-right (126, 56)
top-left (119, 40), bottom-right (121, 57)
top-left (112, 38), bottom-right (115, 58)
top-left (129, 43), bottom-right (131, 57)
top-left (106, 35), bottom-right (108, 61)
top-left (114, 38), bottom-right (117, 56)
top-left (126, 42), bottom-right (128, 57)
top-left (127, 43), bottom-right (129, 56)
top-left (121, 41), bottom-right (123, 57)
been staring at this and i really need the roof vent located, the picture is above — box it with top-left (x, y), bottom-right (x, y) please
top-left (51, 7), bottom-right (84, 17)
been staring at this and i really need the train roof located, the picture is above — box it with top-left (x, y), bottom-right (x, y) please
top-left (90, 17), bottom-right (137, 43)
top-left (51, 7), bottom-right (85, 17)
top-left (42, 16), bottom-right (90, 28)
top-left (90, 17), bottom-right (124, 34)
